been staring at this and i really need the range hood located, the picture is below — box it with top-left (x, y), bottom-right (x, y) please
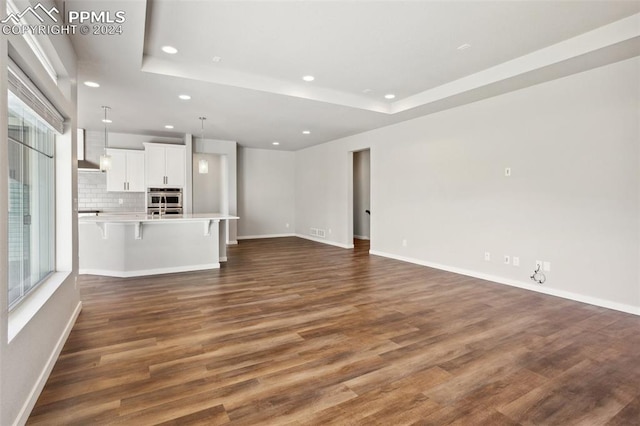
top-left (77, 128), bottom-right (101, 171)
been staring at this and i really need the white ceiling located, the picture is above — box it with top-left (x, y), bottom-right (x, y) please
top-left (70, 0), bottom-right (640, 150)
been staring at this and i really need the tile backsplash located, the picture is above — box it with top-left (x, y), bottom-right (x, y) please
top-left (78, 171), bottom-right (145, 213)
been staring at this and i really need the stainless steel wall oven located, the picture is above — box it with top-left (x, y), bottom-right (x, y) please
top-left (147, 188), bottom-right (183, 215)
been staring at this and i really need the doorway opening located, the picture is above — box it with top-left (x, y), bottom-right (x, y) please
top-left (352, 149), bottom-right (370, 252)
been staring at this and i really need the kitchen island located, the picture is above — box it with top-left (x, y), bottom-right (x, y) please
top-left (79, 213), bottom-right (239, 277)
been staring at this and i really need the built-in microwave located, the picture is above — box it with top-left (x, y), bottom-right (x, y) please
top-left (147, 188), bottom-right (182, 215)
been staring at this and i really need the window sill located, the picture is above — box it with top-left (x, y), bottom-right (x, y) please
top-left (8, 271), bottom-right (72, 343)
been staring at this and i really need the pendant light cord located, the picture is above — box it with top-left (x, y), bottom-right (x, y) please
top-left (102, 106), bottom-right (110, 151)
top-left (199, 116), bottom-right (206, 140)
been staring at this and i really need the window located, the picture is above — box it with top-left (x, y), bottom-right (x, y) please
top-left (7, 90), bottom-right (56, 309)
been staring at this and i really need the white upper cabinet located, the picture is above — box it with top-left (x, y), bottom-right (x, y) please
top-left (106, 149), bottom-right (145, 192)
top-left (126, 151), bottom-right (145, 191)
top-left (164, 145), bottom-right (186, 187)
top-left (143, 143), bottom-right (186, 188)
top-left (144, 144), bottom-right (166, 187)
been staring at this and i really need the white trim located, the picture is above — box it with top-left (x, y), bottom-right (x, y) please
top-left (13, 301), bottom-right (82, 426)
top-left (220, 256), bottom-right (227, 262)
top-left (295, 234), bottom-right (354, 249)
top-left (79, 263), bottom-right (220, 278)
top-left (237, 233), bottom-right (295, 240)
top-left (228, 240), bottom-right (238, 245)
top-left (354, 235), bottom-right (370, 240)
top-left (369, 250), bottom-right (640, 316)
top-left (6, 0), bottom-right (58, 83)
top-left (8, 271), bottom-right (71, 342)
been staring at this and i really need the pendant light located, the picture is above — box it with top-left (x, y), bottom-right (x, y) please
top-left (99, 106), bottom-right (112, 172)
top-left (198, 116), bottom-right (209, 174)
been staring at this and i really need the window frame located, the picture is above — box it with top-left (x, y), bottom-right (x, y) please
top-left (7, 86), bottom-right (58, 311)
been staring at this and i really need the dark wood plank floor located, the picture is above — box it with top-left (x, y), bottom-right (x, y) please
top-left (29, 237), bottom-right (640, 425)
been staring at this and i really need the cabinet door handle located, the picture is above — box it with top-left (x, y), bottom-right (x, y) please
top-left (124, 182), bottom-right (126, 191)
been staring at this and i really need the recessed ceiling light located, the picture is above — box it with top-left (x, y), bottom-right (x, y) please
top-left (384, 94), bottom-right (396, 100)
top-left (178, 94), bottom-right (191, 100)
top-left (165, 125), bottom-right (174, 129)
top-left (84, 81), bottom-right (100, 88)
top-left (162, 45), bottom-right (178, 54)
top-left (212, 56), bottom-right (222, 62)
top-left (302, 75), bottom-right (315, 82)
top-left (302, 130), bottom-right (311, 135)
top-left (457, 43), bottom-right (472, 50)
top-left (102, 119), bottom-right (112, 123)
top-left (272, 141), bottom-right (280, 146)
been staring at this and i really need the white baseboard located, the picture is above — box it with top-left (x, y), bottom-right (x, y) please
top-left (369, 250), bottom-right (640, 316)
top-left (227, 240), bottom-right (238, 245)
top-left (295, 234), bottom-right (354, 249)
top-left (354, 235), bottom-right (370, 240)
top-left (79, 263), bottom-right (220, 278)
top-left (237, 233), bottom-right (295, 240)
top-left (14, 301), bottom-right (82, 426)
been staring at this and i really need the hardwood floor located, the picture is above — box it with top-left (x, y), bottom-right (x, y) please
top-left (28, 237), bottom-right (640, 425)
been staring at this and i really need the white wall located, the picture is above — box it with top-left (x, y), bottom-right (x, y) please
top-left (1, 17), bottom-right (82, 426)
top-left (294, 57), bottom-right (640, 313)
top-left (84, 130), bottom-right (182, 165)
top-left (353, 150), bottom-right (370, 239)
top-left (192, 153), bottom-right (223, 213)
top-left (296, 141), bottom-right (353, 248)
top-left (238, 147), bottom-right (295, 238)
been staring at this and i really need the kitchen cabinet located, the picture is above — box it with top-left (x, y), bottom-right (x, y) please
top-left (106, 149), bottom-right (145, 192)
top-left (144, 143), bottom-right (185, 187)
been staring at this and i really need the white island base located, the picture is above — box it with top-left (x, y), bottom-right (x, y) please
top-left (79, 214), bottom-right (239, 277)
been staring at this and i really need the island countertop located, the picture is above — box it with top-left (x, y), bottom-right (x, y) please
top-left (79, 213), bottom-right (239, 223)
top-left (79, 213), bottom-right (239, 277)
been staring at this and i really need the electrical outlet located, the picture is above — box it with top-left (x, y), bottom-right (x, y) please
top-left (484, 252), bottom-right (491, 261)
top-left (317, 229), bottom-right (326, 238)
top-left (504, 255), bottom-right (510, 265)
top-left (512, 256), bottom-right (520, 266)
top-left (505, 167), bottom-right (511, 177)
top-left (285, 223), bottom-right (290, 228)
top-left (118, 198), bottom-right (123, 205)
top-left (310, 228), bottom-right (318, 236)
top-left (543, 261), bottom-right (551, 272)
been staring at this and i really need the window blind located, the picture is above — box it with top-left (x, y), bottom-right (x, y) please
top-left (7, 59), bottom-right (65, 134)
